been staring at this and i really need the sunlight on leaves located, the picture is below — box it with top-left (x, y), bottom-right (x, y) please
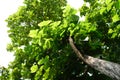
top-left (30, 64), bottom-right (38, 73)
top-left (38, 20), bottom-right (52, 27)
top-left (112, 14), bottom-right (119, 22)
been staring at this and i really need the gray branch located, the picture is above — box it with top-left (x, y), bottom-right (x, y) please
top-left (69, 36), bottom-right (120, 80)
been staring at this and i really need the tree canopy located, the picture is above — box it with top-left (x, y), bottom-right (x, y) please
top-left (1, 0), bottom-right (120, 80)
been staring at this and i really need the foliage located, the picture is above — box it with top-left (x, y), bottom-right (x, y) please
top-left (0, 67), bottom-right (10, 80)
top-left (1, 0), bottom-right (120, 80)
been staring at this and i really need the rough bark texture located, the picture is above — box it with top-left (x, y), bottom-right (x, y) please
top-left (69, 37), bottom-right (120, 80)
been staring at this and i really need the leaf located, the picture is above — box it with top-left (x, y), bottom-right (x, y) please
top-left (38, 20), bottom-right (52, 27)
top-left (29, 29), bottom-right (38, 38)
top-left (100, 7), bottom-right (106, 15)
top-left (43, 38), bottom-right (52, 49)
top-left (115, 0), bottom-right (120, 9)
top-left (116, 24), bottom-right (120, 29)
top-left (50, 21), bottom-right (61, 27)
top-left (63, 5), bottom-right (71, 17)
top-left (60, 30), bottom-right (65, 37)
top-left (30, 65), bottom-right (38, 73)
top-left (39, 65), bottom-right (44, 75)
top-left (111, 33), bottom-right (117, 38)
top-left (108, 29), bottom-right (113, 34)
top-left (106, 0), bottom-right (112, 5)
top-left (38, 58), bottom-right (44, 65)
top-left (88, 25), bottom-right (96, 32)
top-left (44, 55), bottom-right (49, 65)
top-left (112, 14), bottom-right (119, 22)
top-left (38, 55), bottom-right (49, 65)
top-left (107, 2), bottom-right (113, 11)
top-left (43, 67), bottom-right (50, 80)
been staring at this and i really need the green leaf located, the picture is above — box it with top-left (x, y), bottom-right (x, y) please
top-left (88, 25), bottom-right (96, 32)
top-left (38, 20), bottom-right (52, 27)
top-left (29, 29), bottom-right (38, 38)
top-left (108, 29), bottom-right (113, 34)
top-left (116, 24), bottom-right (120, 29)
top-left (100, 7), bottom-right (106, 15)
top-left (50, 21), bottom-right (61, 27)
top-left (115, 0), bottom-right (120, 9)
top-left (43, 67), bottom-right (50, 80)
top-left (107, 2), bottom-right (113, 11)
top-left (44, 55), bottom-right (49, 64)
top-left (30, 65), bottom-right (38, 73)
top-left (43, 38), bottom-right (52, 49)
top-left (111, 33), bottom-right (117, 38)
top-left (106, 0), bottom-right (112, 5)
top-left (38, 56), bottom-right (49, 65)
top-left (38, 58), bottom-right (44, 65)
top-left (112, 14), bottom-right (119, 22)
top-left (60, 30), bottom-right (65, 37)
top-left (39, 65), bottom-right (44, 75)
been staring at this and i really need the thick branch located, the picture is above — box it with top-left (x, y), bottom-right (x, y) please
top-left (69, 36), bottom-right (85, 61)
top-left (69, 36), bottom-right (120, 80)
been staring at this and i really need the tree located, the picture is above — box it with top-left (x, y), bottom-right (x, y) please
top-left (6, 0), bottom-right (67, 79)
top-left (69, 36), bottom-right (120, 80)
top-left (3, 0), bottom-right (120, 80)
top-left (0, 67), bottom-right (10, 80)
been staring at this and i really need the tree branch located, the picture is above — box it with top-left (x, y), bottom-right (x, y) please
top-left (69, 36), bottom-right (120, 80)
top-left (69, 36), bottom-right (85, 61)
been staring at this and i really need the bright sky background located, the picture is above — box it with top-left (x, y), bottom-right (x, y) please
top-left (0, 0), bottom-right (24, 67)
top-left (0, 0), bottom-right (84, 68)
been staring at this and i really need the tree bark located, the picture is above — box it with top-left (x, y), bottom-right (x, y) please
top-left (69, 36), bottom-right (120, 80)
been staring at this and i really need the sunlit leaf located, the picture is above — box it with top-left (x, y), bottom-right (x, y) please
top-left (30, 65), bottom-right (38, 73)
top-left (38, 55), bottom-right (49, 65)
top-left (43, 67), bottom-right (50, 80)
top-left (39, 65), bottom-right (44, 75)
top-left (107, 2), bottom-right (113, 11)
top-left (38, 58), bottom-right (44, 65)
top-left (106, 0), bottom-right (112, 5)
top-left (111, 33), bottom-right (117, 38)
top-left (108, 29), bottom-right (113, 34)
top-left (100, 7), bottom-right (106, 14)
top-left (50, 21), bottom-right (61, 27)
top-left (112, 14), bottom-right (119, 22)
top-left (38, 20), bottom-right (52, 27)
top-left (29, 29), bottom-right (38, 38)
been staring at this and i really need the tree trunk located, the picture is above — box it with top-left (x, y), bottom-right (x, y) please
top-left (69, 37), bottom-right (120, 80)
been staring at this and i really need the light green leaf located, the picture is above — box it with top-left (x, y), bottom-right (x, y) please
top-left (117, 24), bottom-right (120, 29)
top-left (112, 14), bottom-right (119, 22)
top-left (39, 65), bottom-right (44, 75)
top-left (43, 67), bottom-right (50, 80)
top-left (29, 29), bottom-right (38, 38)
top-left (46, 67), bottom-right (50, 73)
top-left (50, 21), bottom-right (61, 27)
top-left (100, 8), bottom-right (106, 15)
top-left (108, 29), bottom-right (113, 34)
top-left (38, 20), bottom-right (52, 27)
top-left (60, 30), bottom-right (65, 37)
top-left (43, 38), bottom-right (52, 49)
top-left (88, 25), bottom-right (96, 32)
top-left (111, 33), bottom-right (117, 38)
top-left (38, 55), bottom-right (49, 65)
top-left (30, 65), bottom-right (38, 73)
top-left (107, 2), bottom-right (113, 11)
top-left (106, 0), bottom-right (112, 5)
top-left (38, 58), bottom-right (44, 65)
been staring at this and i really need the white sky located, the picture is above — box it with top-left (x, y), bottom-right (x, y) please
top-left (67, 0), bottom-right (84, 9)
top-left (0, 0), bottom-right (24, 67)
top-left (0, 0), bottom-right (83, 67)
